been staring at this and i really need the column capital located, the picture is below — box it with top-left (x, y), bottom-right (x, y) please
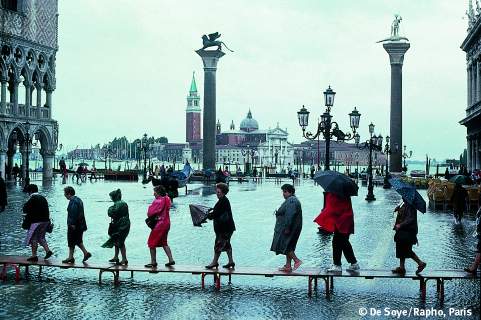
top-left (383, 42), bottom-right (410, 65)
top-left (196, 49), bottom-right (225, 71)
top-left (23, 79), bottom-right (32, 88)
top-left (40, 149), bottom-right (55, 157)
top-left (35, 82), bottom-right (43, 90)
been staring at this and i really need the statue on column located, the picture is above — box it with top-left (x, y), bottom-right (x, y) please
top-left (377, 14), bottom-right (409, 43)
top-left (200, 32), bottom-right (234, 52)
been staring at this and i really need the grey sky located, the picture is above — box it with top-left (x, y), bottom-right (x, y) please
top-left (55, 0), bottom-right (468, 160)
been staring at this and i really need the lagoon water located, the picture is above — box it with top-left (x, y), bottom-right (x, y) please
top-left (0, 177), bottom-right (479, 319)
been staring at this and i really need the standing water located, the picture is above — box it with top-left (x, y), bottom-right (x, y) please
top-left (0, 178), bottom-right (479, 319)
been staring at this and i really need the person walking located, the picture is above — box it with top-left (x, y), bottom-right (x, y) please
top-left (391, 198), bottom-right (427, 275)
top-left (464, 205), bottom-right (481, 274)
top-left (102, 189), bottom-right (130, 265)
top-left (451, 183), bottom-right (468, 224)
top-left (271, 184), bottom-right (302, 272)
top-left (145, 185), bottom-right (175, 268)
top-left (22, 184), bottom-right (53, 261)
top-left (12, 163), bottom-right (20, 181)
top-left (314, 192), bottom-right (359, 272)
top-left (205, 183), bottom-right (236, 269)
top-left (62, 186), bottom-right (91, 264)
top-left (0, 173), bottom-right (7, 212)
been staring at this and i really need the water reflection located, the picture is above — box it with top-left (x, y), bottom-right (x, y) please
top-left (0, 179), bottom-right (479, 319)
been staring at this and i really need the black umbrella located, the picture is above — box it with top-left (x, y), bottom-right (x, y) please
top-left (449, 175), bottom-right (473, 185)
top-left (313, 170), bottom-right (358, 198)
top-left (189, 204), bottom-right (210, 227)
top-left (389, 178), bottom-right (426, 213)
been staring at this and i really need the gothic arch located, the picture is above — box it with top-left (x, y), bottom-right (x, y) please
top-left (34, 125), bottom-right (54, 152)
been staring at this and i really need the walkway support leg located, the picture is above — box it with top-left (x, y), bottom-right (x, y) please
top-left (201, 272), bottom-right (206, 289)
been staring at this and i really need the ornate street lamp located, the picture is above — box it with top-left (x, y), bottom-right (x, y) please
top-left (382, 135), bottom-right (396, 189)
top-left (241, 144), bottom-right (258, 175)
top-left (297, 86), bottom-right (361, 170)
top-left (355, 123), bottom-right (384, 201)
top-left (402, 145), bottom-right (413, 172)
top-left (141, 133), bottom-right (148, 180)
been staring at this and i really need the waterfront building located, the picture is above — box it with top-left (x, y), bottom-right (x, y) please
top-left (461, 0), bottom-right (481, 172)
top-left (0, 0), bottom-right (60, 179)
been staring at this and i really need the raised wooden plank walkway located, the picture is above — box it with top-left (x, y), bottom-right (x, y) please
top-left (1, 255), bottom-right (478, 302)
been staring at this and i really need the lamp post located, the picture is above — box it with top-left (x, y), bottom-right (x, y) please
top-left (355, 123), bottom-right (384, 201)
top-left (382, 136), bottom-right (395, 189)
top-left (297, 86), bottom-right (361, 170)
top-left (141, 133), bottom-right (148, 180)
top-left (401, 145), bottom-right (413, 172)
top-left (241, 144), bottom-right (258, 175)
top-left (53, 143), bottom-right (63, 170)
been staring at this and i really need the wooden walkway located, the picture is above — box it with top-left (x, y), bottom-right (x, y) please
top-left (1, 255), bottom-right (478, 302)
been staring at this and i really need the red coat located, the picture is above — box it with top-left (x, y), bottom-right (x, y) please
top-left (147, 195), bottom-right (171, 248)
top-left (313, 192), bottom-right (354, 234)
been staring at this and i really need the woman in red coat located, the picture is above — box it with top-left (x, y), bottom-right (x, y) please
top-left (145, 185), bottom-right (175, 268)
top-left (314, 192), bottom-right (359, 272)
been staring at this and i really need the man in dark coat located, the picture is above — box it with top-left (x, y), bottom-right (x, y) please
top-left (0, 173), bottom-right (7, 212)
top-left (62, 186), bottom-right (91, 264)
top-left (271, 184), bottom-right (303, 272)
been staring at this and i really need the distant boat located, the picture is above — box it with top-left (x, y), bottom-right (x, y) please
top-left (143, 163), bottom-right (193, 199)
top-left (410, 170), bottom-right (426, 178)
top-left (170, 163), bottom-right (193, 188)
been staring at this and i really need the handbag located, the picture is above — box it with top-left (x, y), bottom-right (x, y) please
top-left (46, 220), bottom-right (54, 233)
top-left (145, 215), bottom-right (158, 229)
top-left (108, 221), bottom-right (115, 236)
top-left (21, 217), bottom-right (31, 230)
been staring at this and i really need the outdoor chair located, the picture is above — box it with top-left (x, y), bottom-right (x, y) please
top-left (430, 185), bottom-right (447, 210)
top-left (466, 188), bottom-right (480, 212)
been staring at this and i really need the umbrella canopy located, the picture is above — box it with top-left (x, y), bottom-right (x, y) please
top-left (389, 178), bottom-right (426, 213)
top-left (189, 204), bottom-right (210, 227)
top-left (314, 170), bottom-right (358, 198)
top-left (78, 162), bottom-right (89, 167)
top-left (449, 175), bottom-right (473, 185)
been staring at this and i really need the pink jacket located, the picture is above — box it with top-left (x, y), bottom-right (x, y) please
top-left (147, 196), bottom-right (171, 228)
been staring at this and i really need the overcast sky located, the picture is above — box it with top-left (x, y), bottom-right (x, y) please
top-left (55, 0), bottom-right (469, 160)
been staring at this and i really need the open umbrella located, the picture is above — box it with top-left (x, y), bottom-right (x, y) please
top-left (78, 162), bottom-right (89, 167)
top-left (314, 170), bottom-right (358, 198)
top-left (389, 178), bottom-right (426, 213)
top-left (449, 175), bottom-right (473, 185)
top-left (189, 204), bottom-right (210, 227)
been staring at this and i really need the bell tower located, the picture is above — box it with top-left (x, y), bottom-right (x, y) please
top-left (186, 72), bottom-right (201, 142)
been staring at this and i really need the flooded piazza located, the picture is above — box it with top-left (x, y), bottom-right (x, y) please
top-left (0, 178), bottom-right (479, 319)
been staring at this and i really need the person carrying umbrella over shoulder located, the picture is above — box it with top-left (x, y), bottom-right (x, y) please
top-left (389, 178), bottom-right (427, 275)
top-left (313, 170), bottom-right (359, 273)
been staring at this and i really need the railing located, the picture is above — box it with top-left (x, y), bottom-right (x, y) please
top-left (2, 103), bottom-right (50, 119)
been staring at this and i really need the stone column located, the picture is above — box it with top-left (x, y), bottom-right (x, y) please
top-left (467, 136), bottom-right (472, 171)
top-left (36, 83), bottom-right (42, 119)
top-left (383, 42), bottom-right (410, 173)
top-left (45, 89), bottom-right (53, 118)
top-left (0, 78), bottom-right (6, 114)
top-left (477, 61), bottom-right (481, 102)
top-left (12, 78), bottom-right (20, 115)
top-left (24, 80), bottom-right (31, 118)
top-left (196, 49), bottom-right (225, 170)
top-left (20, 144), bottom-right (28, 179)
top-left (476, 135), bottom-right (480, 170)
top-left (0, 149), bottom-right (6, 179)
top-left (41, 149), bottom-right (55, 179)
top-left (468, 66), bottom-right (472, 106)
top-left (6, 150), bottom-right (14, 180)
top-left (472, 64), bottom-right (477, 105)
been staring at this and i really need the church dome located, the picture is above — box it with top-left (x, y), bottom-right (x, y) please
top-left (240, 110), bottom-right (259, 132)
